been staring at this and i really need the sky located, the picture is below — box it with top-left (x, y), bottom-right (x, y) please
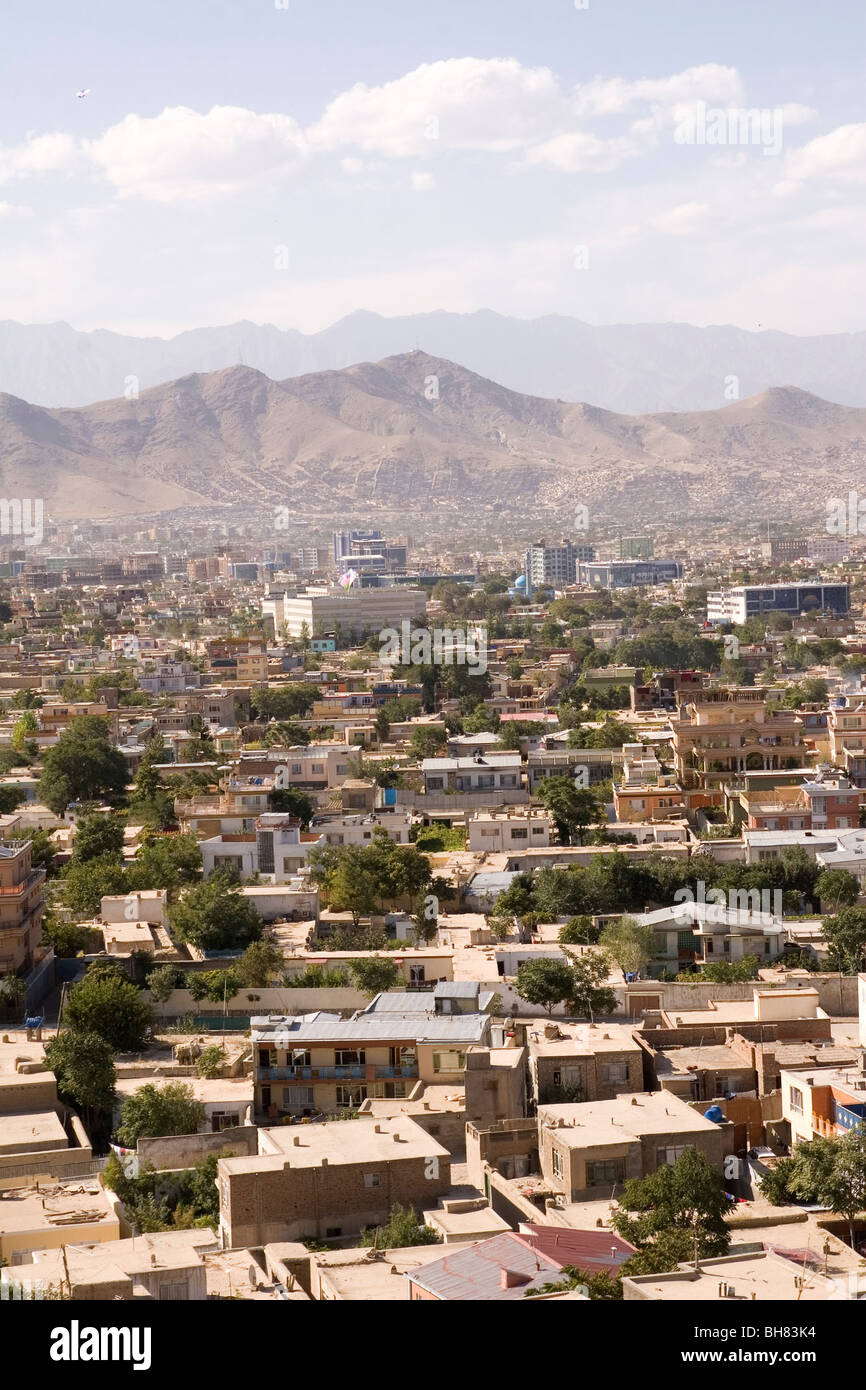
top-left (2, 0), bottom-right (866, 338)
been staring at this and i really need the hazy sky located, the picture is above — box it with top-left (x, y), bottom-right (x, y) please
top-left (2, 0), bottom-right (865, 337)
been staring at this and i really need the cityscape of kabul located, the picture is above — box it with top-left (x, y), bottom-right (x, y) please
top-left (2, 0), bottom-right (866, 1355)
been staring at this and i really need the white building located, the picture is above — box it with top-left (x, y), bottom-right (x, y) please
top-left (467, 809), bottom-right (553, 853)
top-left (263, 585), bottom-right (428, 641)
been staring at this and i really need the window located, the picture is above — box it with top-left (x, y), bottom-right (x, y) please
top-left (600, 1062), bottom-right (628, 1085)
top-left (158, 1283), bottom-right (189, 1301)
top-left (291, 764), bottom-right (302, 774)
top-left (286, 1086), bottom-right (314, 1108)
top-left (510, 828), bottom-right (528, 840)
top-left (335, 1049), bottom-right (365, 1066)
top-left (433, 1050), bottom-right (466, 1073)
top-left (656, 1145), bottom-right (687, 1167)
top-left (364, 1172), bottom-right (381, 1189)
top-left (336, 1085), bottom-right (367, 1108)
top-left (586, 1159), bottom-right (625, 1186)
top-left (789, 1086), bottom-right (804, 1114)
top-left (551, 1147), bottom-right (564, 1179)
top-left (427, 777), bottom-right (444, 790)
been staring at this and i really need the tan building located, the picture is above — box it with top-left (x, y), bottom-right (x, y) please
top-left (527, 1020), bottom-right (644, 1105)
top-left (3, 1228), bottom-right (217, 1300)
top-left (671, 688), bottom-right (803, 791)
top-left (537, 1091), bottom-right (731, 1201)
top-left (0, 1177), bottom-right (120, 1265)
top-left (251, 1007), bottom-right (489, 1117)
top-left (0, 840), bottom-right (46, 978)
top-left (217, 1116), bottom-right (451, 1246)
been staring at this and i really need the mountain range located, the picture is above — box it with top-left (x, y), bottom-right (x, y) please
top-left (7, 311), bottom-right (866, 414)
top-left (1, 350), bottom-right (863, 528)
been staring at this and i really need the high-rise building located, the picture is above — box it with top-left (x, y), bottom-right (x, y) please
top-left (524, 539), bottom-right (595, 594)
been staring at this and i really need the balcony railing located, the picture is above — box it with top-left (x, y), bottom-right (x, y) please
top-left (259, 1064), bottom-right (418, 1082)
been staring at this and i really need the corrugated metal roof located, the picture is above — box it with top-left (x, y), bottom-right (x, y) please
top-left (251, 1016), bottom-right (489, 1044)
top-left (362, 993), bottom-right (436, 1014)
top-left (520, 1224), bottom-right (635, 1272)
top-left (409, 1232), bottom-right (564, 1301)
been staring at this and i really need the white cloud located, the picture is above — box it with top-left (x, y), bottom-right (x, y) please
top-left (0, 131), bottom-right (82, 182)
top-left (572, 64), bottom-right (745, 119)
top-left (524, 131), bottom-right (637, 172)
top-left (784, 122), bottom-right (866, 186)
top-left (410, 170), bottom-right (435, 192)
top-left (85, 105), bottom-right (307, 200)
top-left (307, 57), bottom-right (562, 157)
top-left (649, 201), bottom-right (711, 235)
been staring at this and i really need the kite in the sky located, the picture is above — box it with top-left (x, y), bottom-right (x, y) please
top-left (76, 89), bottom-right (91, 99)
top-left (338, 569), bottom-right (359, 590)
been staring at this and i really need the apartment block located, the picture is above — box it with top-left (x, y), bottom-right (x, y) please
top-left (537, 1091), bottom-right (730, 1201)
top-left (0, 841), bottom-right (46, 979)
top-left (217, 1117), bottom-right (451, 1246)
top-left (251, 1008), bottom-right (490, 1118)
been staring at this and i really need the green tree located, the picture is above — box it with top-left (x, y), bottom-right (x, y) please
top-left (269, 786), bottom-right (315, 826)
top-left (116, 1081), bottom-right (206, 1147)
top-left (168, 875), bottom-right (263, 951)
top-left (44, 1028), bottom-right (116, 1112)
top-left (38, 716), bottom-right (129, 813)
top-left (536, 776), bottom-right (602, 845)
top-left (146, 964), bottom-right (181, 1018)
top-left (236, 938), bottom-right (284, 987)
top-left (815, 868), bottom-right (861, 914)
top-left (599, 916), bottom-right (656, 976)
top-left (410, 725), bottom-right (448, 759)
top-left (64, 964), bottom-right (153, 1051)
top-left (60, 852), bottom-right (127, 918)
top-left (250, 684), bottom-right (319, 721)
top-left (558, 915), bottom-right (598, 945)
top-left (128, 833), bottom-right (202, 894)
top-left (562, 949), bottom-right (616, 1018)
top-left (360, 1204), bottom-right (439, 1248)
top-left (71, 813), bottom-right (125, 864)
top-left (194, 1046), bottom-right (227, 1080)
top-left (822, 907), bottom-right (866, 973)
top-left (515, 957), bottom-right (576, 1015)
top-left (0, 786), bottom-right (24, 815)
top-left (348, 956), bottom-right (400, 997)
top-left (612, 1148), bottom-right (735, 1272)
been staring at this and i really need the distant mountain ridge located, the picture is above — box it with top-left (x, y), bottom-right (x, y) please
top-left (6, 310), bottom-right (866, 414)
top-left (0, 350), bottom-right (863, 527)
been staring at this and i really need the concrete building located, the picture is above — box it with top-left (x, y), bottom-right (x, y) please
top-left (251, 1008), bottom-right (491, 1117)
top-left (524, 540), bottom-right (594, 594)
top-left (217, 1116), bottom-right (451, 1246)
top-left (527, 1020), bottom-right (644, 1105)
top-left (421, 753), bottom-right (522, 795)
top-left (707, 581), bottom-right (850, 625)
top-left (631, 899), bottom-right (785, 975)
top-left (3, 1228), bottom-right (217, 1300)
top-left (671, 687), bottom-right (803, 790)
top-left (781, 1056), bottom-right (866, 1146)
top-left (0, 840), bottom-right (46, 979)
top-left (263, 585), bottom-right (428, 641)
top-left (579, 560), bottom-right (683, 589)
top-left (537, 1091), bottom-right (731, 1201)
top-left (467, 808), bottom-right (553, 853)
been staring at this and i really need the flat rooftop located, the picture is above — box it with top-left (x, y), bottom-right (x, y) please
top-left (222, 1116), bottom-right (450, 1174)
top-left (313, 1242), bottom-right (471, 1300)
top-left (0, 1109), bottom-right (68, 1155)
top-left (538, 1090), bottom-right (724, 1149)
top-left (626, 1250), bottom-right (840, 1301)
top-left (112, 1076), bottom-right (253, 1106)
top-left (528, 1021), bottom-right (642, 1059)
top-left (0, 1179), bottom-right (116, 1235)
